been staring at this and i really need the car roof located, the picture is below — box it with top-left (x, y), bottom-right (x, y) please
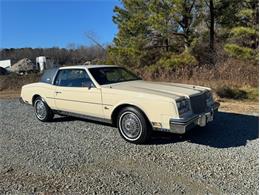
top-left (59, 64), bottom-right (119, 70)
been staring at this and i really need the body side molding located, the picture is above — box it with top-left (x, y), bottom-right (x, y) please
top-left (53, 110), bottom-right (112, 124)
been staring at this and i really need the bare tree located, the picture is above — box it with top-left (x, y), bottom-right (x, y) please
top-left (85, 32), bottom-right (106, 51)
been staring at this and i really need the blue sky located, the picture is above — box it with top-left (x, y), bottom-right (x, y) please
top-left (0, 0), bottom-right (120, 48)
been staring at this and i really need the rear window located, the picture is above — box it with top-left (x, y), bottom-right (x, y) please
top-left (40, 68), bottom-right (58, 84)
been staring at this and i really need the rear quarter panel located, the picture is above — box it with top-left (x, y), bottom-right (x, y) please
top-left (21, 82), bottom-right (56, 108)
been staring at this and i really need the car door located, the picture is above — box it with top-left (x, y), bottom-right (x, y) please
top-left (53, 68), bottom-right (103, 118)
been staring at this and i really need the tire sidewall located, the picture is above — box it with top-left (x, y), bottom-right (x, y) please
top-left (117, 107), bottom-right (150, 144)
top-left (34, 97), bottom-right (52, 122)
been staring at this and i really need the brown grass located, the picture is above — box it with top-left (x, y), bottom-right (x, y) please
top-left (0, 59), bottom-right (258, 101)
top-left (0, 73), bottom-right (40, 91)
top-left (139, 59), bottom-right (258, 88)
top-left (0, 90), bottom-right (21, 99)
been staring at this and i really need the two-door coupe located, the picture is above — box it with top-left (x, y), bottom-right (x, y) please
top-left (20, 65), bottom-right (219, 144)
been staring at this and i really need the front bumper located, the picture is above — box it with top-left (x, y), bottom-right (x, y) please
top-left (169, 102), bottom-right (220, 134)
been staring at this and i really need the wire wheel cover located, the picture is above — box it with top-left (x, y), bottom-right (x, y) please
top-left (120, 112), bottom-right (142, 139)
top-left (35, 100), bottom-right (47, 119)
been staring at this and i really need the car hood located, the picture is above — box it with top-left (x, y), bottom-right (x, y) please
top-left (103, 80), bottom-right (209, 99)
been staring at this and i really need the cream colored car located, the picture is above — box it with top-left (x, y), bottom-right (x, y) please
top-left (20, 65), bottom-right (219, 144)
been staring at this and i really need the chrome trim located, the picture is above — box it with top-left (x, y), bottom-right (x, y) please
top-left (46, 97), bottom-right (113, 106)
top-left (170, 115), bottom-right (199, 125)
top-left (54, 110), bottom-right (112, 124)
top-left (51, 68), bottom-right (60, 85)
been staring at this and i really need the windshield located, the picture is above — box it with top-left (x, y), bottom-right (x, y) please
top-left (88, 67), bottom-right (141, 85)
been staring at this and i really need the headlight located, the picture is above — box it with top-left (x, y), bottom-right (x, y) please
top-left (176, 99), bottom-right (190, 115)
top-left (206, 91), bottom-right (214, 107)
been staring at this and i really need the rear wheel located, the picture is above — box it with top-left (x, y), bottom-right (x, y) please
top-left (34, 97), bottom-right (54, 122)
top-left (117, 107), bottom-right (151, 144)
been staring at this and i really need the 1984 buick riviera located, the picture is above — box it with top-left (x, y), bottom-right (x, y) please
top-left (20, 65), bottom-right (219, 144)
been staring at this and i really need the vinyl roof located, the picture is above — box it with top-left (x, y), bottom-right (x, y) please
top-left (59, 64), bottom-right (119, 69)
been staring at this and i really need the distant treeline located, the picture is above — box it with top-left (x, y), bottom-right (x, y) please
top-left (0, 46), bottom-right (106, 65)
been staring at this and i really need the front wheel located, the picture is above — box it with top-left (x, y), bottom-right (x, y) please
top-left (117, 107), bottom-right (151, 144)
top-left (34, 97), bottom-right (54, 122)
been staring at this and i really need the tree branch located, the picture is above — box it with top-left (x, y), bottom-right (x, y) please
top-left (188, 0), bottom-right (196, 13)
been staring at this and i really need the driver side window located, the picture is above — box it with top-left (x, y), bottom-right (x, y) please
top-left (54, 69), bottom-right (94, 87)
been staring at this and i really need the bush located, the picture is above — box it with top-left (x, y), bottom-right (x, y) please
top-left (242, 87), bottom-right (259, 101)
top-left (216, 86), bottom-right (248, 99)
top-left (224, 44), bottom-right (255, 60)
top-left (157, 51), bottom-right (198, 70)
top-left (230, 27), bottom-right (257, 38)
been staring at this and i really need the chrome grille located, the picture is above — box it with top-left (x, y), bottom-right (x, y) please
top-left (190, 93), bottom-right (207, 114)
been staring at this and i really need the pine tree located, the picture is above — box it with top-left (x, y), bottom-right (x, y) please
top-left (109, 0), bottom-right (203, 67)
top-left (223, 0), bottom-right (258, 61)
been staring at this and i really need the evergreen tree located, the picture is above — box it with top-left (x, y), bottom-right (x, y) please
top-left (108, 0), bottom-right (259, 68)
top-left (223, 0), bottom-right (258, 61)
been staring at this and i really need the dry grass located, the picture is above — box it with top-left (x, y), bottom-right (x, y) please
top-left (218, 99), bottom-right (259, 114)
top-left (137, 58), bottom-right (258, 101)
top-left (0, 73), bottom-right (40, 91)
top-left (0, 90), bottom-right (21, 99)
top-left (140, 59), bottom-right (258, 87)
top-left (0, 59), bottom-right (258, 102)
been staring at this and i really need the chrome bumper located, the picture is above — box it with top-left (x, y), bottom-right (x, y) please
top-left (169, 102), bottom-right (220, 134)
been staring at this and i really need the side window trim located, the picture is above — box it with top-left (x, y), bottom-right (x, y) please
top-left (53, 68), bottom-right (96, 88)
top-left (53, 69), bottom-right (61, 85)
top-left (52, 68), bottom-right (59, 85)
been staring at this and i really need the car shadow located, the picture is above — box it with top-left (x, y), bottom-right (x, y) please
top-left (51, 116), bottom-right (76, 122)
top-left (150, 111), bottom-right (259, 148)
top-left (51, 112), bottom-right (258, 148)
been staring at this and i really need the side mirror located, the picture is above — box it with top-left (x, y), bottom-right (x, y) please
top-left (82, 82), bottom-right (94, 89)
top-left (88, 83), bottom-right (94, 89)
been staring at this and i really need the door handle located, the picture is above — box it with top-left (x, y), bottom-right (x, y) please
top-left (55, 91), bottom-right (62, 94)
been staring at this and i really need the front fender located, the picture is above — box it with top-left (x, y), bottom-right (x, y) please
top-left (109, 98), bottom-right (176, 128)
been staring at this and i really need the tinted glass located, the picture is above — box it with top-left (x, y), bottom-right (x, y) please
top-left (88, 67), bottom-right (141, 85)
top-left (40, 68), bottom-right (58, 84)
top-left (54, 69), bottom-right (93, 87)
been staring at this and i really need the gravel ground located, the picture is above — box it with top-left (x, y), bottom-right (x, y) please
top-left (0, 99), bottom-right (258, 194)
